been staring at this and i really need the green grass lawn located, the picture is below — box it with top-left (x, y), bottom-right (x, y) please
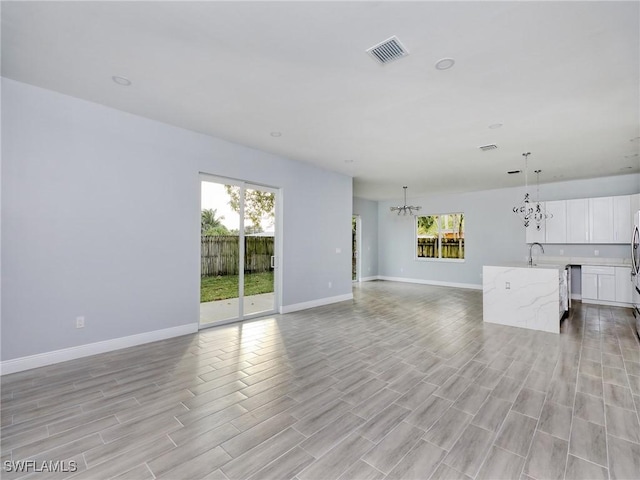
top-left (200, 271), bottom-right (274, 302)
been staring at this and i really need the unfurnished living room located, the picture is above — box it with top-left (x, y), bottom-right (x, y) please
top-left (1, 2), bottom-right (640, 480)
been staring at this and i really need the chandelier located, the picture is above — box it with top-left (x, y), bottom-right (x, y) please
top-left (532, 169), bottom-right (552, 230)
top-left (512, 152), bottom-right (534, 227)
top-left (390, 186), bottom-right (422, 215)
top-left (513, 153), bottom-right (553, 228)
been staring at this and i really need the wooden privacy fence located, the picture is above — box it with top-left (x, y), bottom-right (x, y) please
top-left (417, 238), bottom-right (464, 259)
top-left (201, 236), bottom-right (274, 276)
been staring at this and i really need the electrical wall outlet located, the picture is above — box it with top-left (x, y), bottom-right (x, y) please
top-left (594, 249), bottom-right (600, 256)
top-left (335, 248), bottom-right (341, 254)
top-left (559, 249), bottom-right (564, 255)
top-left (328, 281), bottom-right (332, 288)
top-left (76, 316), bottom-right (85, 329)
top-left (505, 282), bottom-right (511, 290)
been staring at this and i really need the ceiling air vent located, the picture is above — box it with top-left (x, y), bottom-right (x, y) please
top-left (367, 36), bottom-right (409, 65)
top-left (479, 144), bottom-right (498, 151)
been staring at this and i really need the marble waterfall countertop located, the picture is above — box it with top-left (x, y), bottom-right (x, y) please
top-left (483, 264), bottom-right (564, 334)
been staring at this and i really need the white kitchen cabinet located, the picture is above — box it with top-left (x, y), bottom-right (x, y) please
top-left (615, 266), bottom-right (633, 303)
top-left (599, 274), bottom-right (616, 301)
top-left (582, 273), bottom-right (598, 300)
top-left (589, 196), bottom-right (614, 244)
top-left (529, 194), bottom-right (635, 246)
top-left (582, 265), bottom-right (618, 303)
top-left (545, 200), bottom-right (567, 243)
top-left (631, 193), bottom-right (640, 218)
top-left (567, 199), bottom-right (589, 243)
top-left (613, 195), bottom-right (631, 244)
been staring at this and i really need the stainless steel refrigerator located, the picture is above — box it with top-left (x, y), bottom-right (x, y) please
top-left (632, 210), bottom-right (640, 338)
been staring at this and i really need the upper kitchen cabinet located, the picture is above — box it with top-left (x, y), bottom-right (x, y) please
top-left (587, 195), bottom-right (630, 244)
top-left (545, 200), bottom-right (567, 243)
top-left (529, 194), bottom-right (635, 245)
top-left (567, 198), bottom-right (589, 243)
top-left (613, 195), bottom-right (631, 244)
top-left (631, 193), bottom-right (640, 217)
top-left (589, 196), bottom-right (614, 243)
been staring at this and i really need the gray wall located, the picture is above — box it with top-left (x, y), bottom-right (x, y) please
top-left (1, 79), bottom-right (352, 361)
top-left (378, 174), bottom-right (640, 287)
top-left (353, 196), bottom-right (379, 279)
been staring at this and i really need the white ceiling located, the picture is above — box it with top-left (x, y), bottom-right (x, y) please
top-left (2, 1), bottom-right (639, 200)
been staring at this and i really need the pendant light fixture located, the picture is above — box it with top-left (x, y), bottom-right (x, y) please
top-left (512, 152), bottom-right (534, 227)
top-left (532, 169), bottom-right (553, 230)
top-left (390, 186), bottom-right (422, 215)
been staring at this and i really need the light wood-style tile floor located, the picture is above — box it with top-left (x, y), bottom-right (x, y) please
top-left (2, 281), bottom-right (640, 479)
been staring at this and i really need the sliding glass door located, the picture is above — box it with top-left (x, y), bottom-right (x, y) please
top-left (243, 186), bottom-right (276, 317)
top-left (200, 176), bottom-right (278, 328)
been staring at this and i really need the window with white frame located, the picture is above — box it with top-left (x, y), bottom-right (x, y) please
top-left (416, 213), bottom-right (465, 260)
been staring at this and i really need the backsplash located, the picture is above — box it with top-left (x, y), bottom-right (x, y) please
top-left (533, 243), bottom-right (629, 262)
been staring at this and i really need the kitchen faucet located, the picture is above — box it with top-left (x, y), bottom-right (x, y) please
top-left (528, 242), bottom-right (545, 266)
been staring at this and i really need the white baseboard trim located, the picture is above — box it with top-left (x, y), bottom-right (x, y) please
top-left (581, 299), bottom-right (632, 308)
top-left (571, 293), bottom-right (582, 301)
top-left (0, 324), bottom-right (198, 376)
top-left (378, 276), bottom-right (482, 290)
top-left (280, 293), bottom-right (354, 314)
top-left (359, 276), bottom-right (379, 282)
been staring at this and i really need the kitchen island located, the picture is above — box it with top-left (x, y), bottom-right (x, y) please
top-left (483, 264), bottom-right (568, 334)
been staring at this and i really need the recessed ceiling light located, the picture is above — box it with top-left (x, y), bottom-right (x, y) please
top-left (488, 123), bottom-right (503, 130)
top-left (270, 132), bottom-right (282, 137)
top-left (112, 76), bottom-right (131, 86)
top-left (435, 58), bottom-right (455, 70)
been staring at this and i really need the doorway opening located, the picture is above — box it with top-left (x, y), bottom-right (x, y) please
top-left (200, 175), bottom-right (279, 328)
top-left (352, 215), bottom-right (361, 282)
